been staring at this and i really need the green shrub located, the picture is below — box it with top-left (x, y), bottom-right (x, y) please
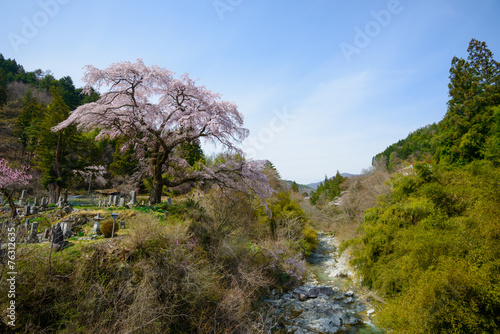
top-left (343, 162), bottom-right (500, 332)
top-left (100, 218), bottom-right (120, 237)
top-left (300, 226), bottom-right (319, 256)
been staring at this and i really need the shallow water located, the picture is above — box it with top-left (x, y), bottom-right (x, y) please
top-left (265, 233), bottom-right (385, 333)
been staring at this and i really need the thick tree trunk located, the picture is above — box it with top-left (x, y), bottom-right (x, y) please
top-left (47, 183), bottom-right (61, 204)
top-left (149, 179), bottom-right (164, 205)
top-left (4, 192), bottom-right (18, 219)
top-left (47, 131), bottom-right (63, 204)
top-left (8, 196), bottom-right (16, 219)
top-left (149, 163), bottom-right (164, 205)
top-left (0, 190), bottom-right (17, 219)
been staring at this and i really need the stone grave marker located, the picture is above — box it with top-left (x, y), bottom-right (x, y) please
top-left (57, 196), bottom-right (64, 207)
top-left (113, 195), bottom-right (119, 206)
top-left (19, 190), bottom-right (27, 205)
top-left (91, 213), bottom-right (104, 235)
top-left (167, 198), bottom-right (172, 206)
top-left (34, 197), bottom-right (40, 206)
top-left (25, 205), bottom-right (31, 216)
top-left (29, 222), bottom-right (39, 243)
top-left (91, 221), bottom-right (101, 234)
top-left (61, 221), bottom-right (72, 238)
top-left (41, 197), bottom-right (48, 208)
top-left (120, 220), bottom-right (125, 229)
top-left (108, 195), bottom-right (113, 206)
top-left (43, 228), bottom-right (50, 240)
top-left (52, 223), bottom-right (64, 249)
top-left (119, 197), bottom-right (125, 207)
top-left (128, 191), bottom-right (137, 205)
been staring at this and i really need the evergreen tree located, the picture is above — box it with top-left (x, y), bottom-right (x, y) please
top-left (110, 137), bottom-right (137, 176)
top-left (375, 39), bottom-right (500, 169)
top-left (14, 93), bottom-right (46, 163)
top-left (35, 87), bottom-right (82, 203)
top-left (436, 39), bottom-right (500, 164)
top-left (309, 171), bottom-right (345, 205)
top-left (483, 106), bottom-right (500, 165)
top-left (178, 139), bottom-right (205, 166)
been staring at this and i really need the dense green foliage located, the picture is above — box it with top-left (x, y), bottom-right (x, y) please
top-left (375, 39), bottom-right (500, 171)
top-left (309, 171), bottom-right (345, 205)
top-left (341, 162), bottom-right (500, 332)
top-left (0, 54), bottom-right (107, 199)
top-left (0, 54), bottom-right (98, 109)
top-left (375, 123), bottom-right (437, 171)
top-left (14, 94), bottom-right (46, 159)
top-left (33, 88), bottom-right (95, 201)
top-left (259, 191), bottom-right (318, 256)
top-left (345, 39), bottom-right (500, 333)
top-left (177, 139), bottom-right (205, 167)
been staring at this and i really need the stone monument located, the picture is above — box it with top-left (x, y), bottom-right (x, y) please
top-left (128, 191), bottom-right (138, 205)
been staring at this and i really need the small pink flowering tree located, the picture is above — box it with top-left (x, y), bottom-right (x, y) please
top-left (0, 159), bottom-right (32, 218)
top-left (53, 60), bottom-right (272, 204)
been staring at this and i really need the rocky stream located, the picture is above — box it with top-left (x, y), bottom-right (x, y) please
top-left (264, 234), bottom-right (384, 333)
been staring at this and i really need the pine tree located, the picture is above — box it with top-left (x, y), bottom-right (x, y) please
top-left (14, 93), bottom-right (46, 163)
top-left (436, 39), bottom-right (500, 164)
top-left (35, 87), bottom-right (82, 203)
top-left (178, 139), bottom-right (205, 167)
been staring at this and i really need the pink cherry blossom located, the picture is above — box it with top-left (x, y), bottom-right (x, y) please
top-left (0, 159), bottom-right (32, 218)
top-left (53, 60), bottom-right (273, 204)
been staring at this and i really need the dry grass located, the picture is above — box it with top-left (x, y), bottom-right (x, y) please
top-left (1, 197), bottom-right (287, 333)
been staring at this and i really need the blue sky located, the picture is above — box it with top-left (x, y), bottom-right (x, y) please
top-left (1, 0), bottom-right (500, 183)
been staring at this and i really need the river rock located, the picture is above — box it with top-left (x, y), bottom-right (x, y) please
top-left (344, 297), bottom-right (355, 304)
top-left (306, 286), bottom-right (335, 298)
top-left (306, 288), bottom-right (319, 299)
top-left (292, 288), bottom-right (308, 301)
top-left (263, 233), bottom-right (379, 333)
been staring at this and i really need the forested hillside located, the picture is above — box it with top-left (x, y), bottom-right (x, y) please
top-left (308, 171), bottom-right (345, 205)
top-left (375, 39), bottom-right (500, 171)
top-left (0, 54), bottom-right (106, 202)
top-left (343, 39), bottom-right (500, 333)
